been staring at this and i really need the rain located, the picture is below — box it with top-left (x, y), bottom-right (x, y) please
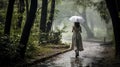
top-left (0, 0), bottom-right (119, 67)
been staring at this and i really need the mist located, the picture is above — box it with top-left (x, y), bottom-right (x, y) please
top-left (52, 0), bottom-right (113, 43)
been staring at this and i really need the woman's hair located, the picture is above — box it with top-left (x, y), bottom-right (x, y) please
top-left (74, 22), bottom-right (80, 28)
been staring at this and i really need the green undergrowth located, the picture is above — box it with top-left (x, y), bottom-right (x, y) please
top-left (25, 43), bottom-right (70, 59)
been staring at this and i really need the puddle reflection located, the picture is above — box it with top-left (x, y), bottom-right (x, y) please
top-left (70, 57), bottom-right (83, 67)
top-left (30, 42), bottom-right (115, 67)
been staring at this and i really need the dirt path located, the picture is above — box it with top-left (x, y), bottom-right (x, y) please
top-left (30, 41), bottom-right (115, 67)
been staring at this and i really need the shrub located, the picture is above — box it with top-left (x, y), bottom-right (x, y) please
top-left (0, 35), bottom-right (17, 64)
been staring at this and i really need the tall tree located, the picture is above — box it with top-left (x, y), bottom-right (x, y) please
top-left (46, 0), bottom-right (56, 32)
top-left (4, 0), bottom-right (15, 36)
top-left (25, 0), bottom-right (29, 18)
top-left (105, 0), bottom-right (120, 57)
top-left (0, 0), bottom-right (7, 9)
top-left (0, 0), bottom-right (7, 22)
top-left (73, 0), bottom-right (94, 38)
top-left (16, 0), bottom-right (25, 28)
top-left (18, 0), bottom-right (37, 58)
top-left (40, 0), bottom-right (48, 32)
top-left (94, 0), bottom-right (112, 39)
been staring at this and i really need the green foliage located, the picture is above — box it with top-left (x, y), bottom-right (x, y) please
top-left (73, 0), bottom-right (94, 8)
top-left (72, 0), bottom-right (110, 24)
top-left (94, 0), bottom-right (110, 23)
top-left (56, 24), bottom-right (67, 33)
top-left (0, 0), bottom-right (8, 9)
top-left (25, 42), bottom-right (40, 58)
top-left (0, 35), bottom-right (18, 63)
top-left (48, 24), bottom-right (67, 44)
top-left (0, 22), bottom-right (4, 34)
top-left (25, 14), bottom-right (40, 58)
top-left (54, 9), bottom-right (60, 18)
top-left (39, 24), bottom-right (67, 44)
top-left (55, 0), bottom-right (62, 5)
top-left (39, 32), bottom-right (48, 44)
top-left (0, 10), bottom-right (6, 22)
top-left (49, 31), bottom-right (62, 44)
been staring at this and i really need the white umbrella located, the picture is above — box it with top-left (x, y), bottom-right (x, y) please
top-left (69, 16), bottom-right (85, 23)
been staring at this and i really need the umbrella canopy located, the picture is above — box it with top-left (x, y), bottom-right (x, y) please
top-left (69, 16), bottom-right (85, 23)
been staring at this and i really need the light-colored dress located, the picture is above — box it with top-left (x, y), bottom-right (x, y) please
top-left (72, 26), bottom-right (83, 51)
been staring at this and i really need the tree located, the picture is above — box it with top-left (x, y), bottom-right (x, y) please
top-left (25, 0), bottom-right (29, 18)
top-left (0, 0), bottom-right (7, 23)
top-left (73, 0), bottom-right (94, 38)
top-left (0, 0), bottom-right (7, 9)
top-left (40, 0), bottom-right (48, 32)
top-left (94, 1), bottom-right (110, 24)
top-left (93, 0), bottom-right (112, 39)
top-left (105, 0), bottom-right (120, 57)
top-left (4, 0), bottom-right (15, 36)
top-left (16, 0), bottom-right (25, 28)
top-left (46, 0), bottom-right (56, 32)
top-left (18, 0), bottom-right (37, 58)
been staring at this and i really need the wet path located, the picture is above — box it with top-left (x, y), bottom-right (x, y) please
top-left (30, 42), bottom-right (114, 67)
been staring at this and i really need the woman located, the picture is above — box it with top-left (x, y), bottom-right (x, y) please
top-left (72, 22), bottom-right (83, 58)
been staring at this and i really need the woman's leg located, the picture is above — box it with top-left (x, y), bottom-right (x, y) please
top-left (75, 38), bottom-right (80, 58)
top-left (75, 49), bottom-right (79, 58)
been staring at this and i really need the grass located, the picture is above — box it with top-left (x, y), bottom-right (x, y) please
top-left (26, 43), bottom-right (70, 59)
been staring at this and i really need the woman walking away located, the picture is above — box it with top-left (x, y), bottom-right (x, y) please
top-left (72, 22), bottom-right (83, 58)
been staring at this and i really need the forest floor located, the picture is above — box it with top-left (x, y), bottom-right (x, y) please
top-left (29, 41), bottom-right (117, 67)
top-left (1, 41), bottom-right (119, 67)
top-left (24, 44), bottom-right (71, 66)
top-left (0, 44), bottom-right (71, 67)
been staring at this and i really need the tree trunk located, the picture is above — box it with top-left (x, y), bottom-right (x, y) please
top-left (82, 7), bottom-right (94, 38)
top-left (40, 0), bottom-right (48, 32)
top-left (4, 0), bottom-right (15, 36)
top-left (46, 0), bottom-right (55, 33)
top-left (105, 0), bottom-right (120, 57)
top-left (18, 0), bottom-right (37, 58)
top-left (17, 0), bottom-right (25, 28)
top-left (89, 17), bottom-right (94, 32)
top-left (25, 0), bottom-right (29, 18)
top-left (116, 0), bottom-right (120, 11)
top-left (81, 22), bottom-right (94, 38)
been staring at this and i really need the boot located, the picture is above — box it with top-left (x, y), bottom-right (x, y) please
top-left (75, 50), bottom-right (79, 58)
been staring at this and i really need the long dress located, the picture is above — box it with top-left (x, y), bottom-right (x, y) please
top-left (72, 26), bottom-right (83, 51)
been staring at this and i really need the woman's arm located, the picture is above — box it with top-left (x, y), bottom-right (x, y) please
top-left (79, 26), bottom-right (82, 33)
top-left (72, 26), bottom-right (74, 32)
